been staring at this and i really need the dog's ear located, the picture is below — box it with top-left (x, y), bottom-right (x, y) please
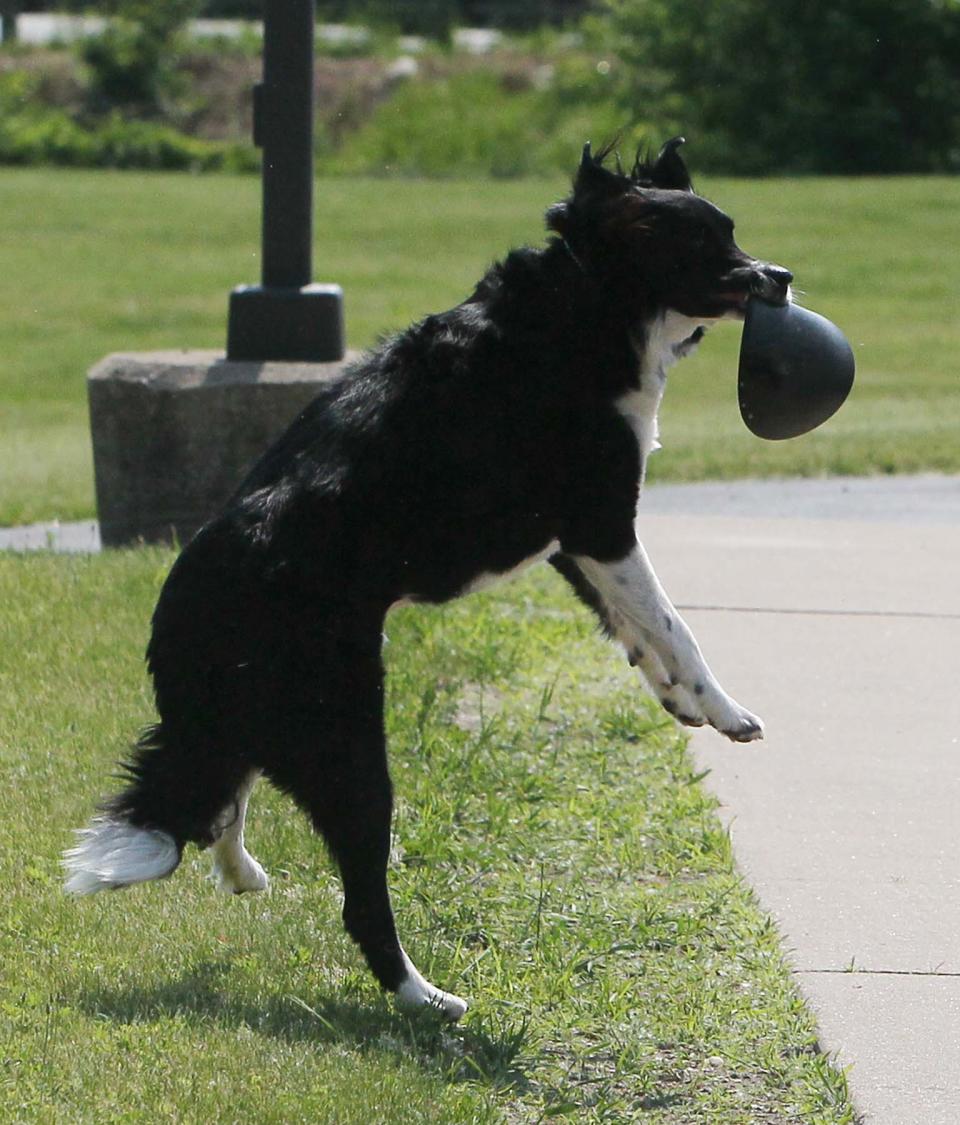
top-left (549, 140), bottom-right (628, 235)
top-left (650, 136), bottom-right (692, 191)
top-left (574, 140), bottom-right (624, 194)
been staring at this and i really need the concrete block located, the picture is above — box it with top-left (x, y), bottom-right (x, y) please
top-left (88, 349), bottom-right (356, 548)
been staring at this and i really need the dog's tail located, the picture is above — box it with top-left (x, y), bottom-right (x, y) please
top-left (63, 721), bottom-right (230, 895)
top-left (63, 817), bottom-right (181, 895)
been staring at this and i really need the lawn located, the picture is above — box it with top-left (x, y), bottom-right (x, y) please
top-left (1, 168), bottom-right (959, 525)
top-left (0, 550), bottom-right (856, 1123)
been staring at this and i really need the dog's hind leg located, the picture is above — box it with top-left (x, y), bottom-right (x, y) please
top-left (333, 787), bottom-right (468, 1021)
top-left (210, 771), bottom-right (269, 895)
top-left (267, 660), bottom-right (468, 1021)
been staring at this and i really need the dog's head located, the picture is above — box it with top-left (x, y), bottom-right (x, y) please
top-left (547, 138), bottom-right (792, 323)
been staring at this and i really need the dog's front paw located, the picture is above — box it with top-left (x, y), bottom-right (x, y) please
top-left (661, 686), bottom-right (763, 743)
top-left (682, 680), bottom-right (764, 743)
top-left (719, 707), bottom-right (764, 743)
top-left (628, 647), bottom-right (764, 743)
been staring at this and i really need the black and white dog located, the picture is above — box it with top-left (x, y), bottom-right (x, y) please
top-left (65, 139), bottom-right (792, 1020)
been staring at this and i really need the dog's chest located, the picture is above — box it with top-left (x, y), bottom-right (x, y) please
top-left (617, 312), bottom-right (707, 481)
top-left (616, 382), bottom-right (663, 475)
top-left (615, 332), bottom-right (671, 474)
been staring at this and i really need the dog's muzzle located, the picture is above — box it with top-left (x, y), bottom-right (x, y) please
top-left (720, 264), bottom-right (792, 310)
top-left (713, 262), bottom-right (793, 313)
top-left (743, 262), bottom-right (794, 306)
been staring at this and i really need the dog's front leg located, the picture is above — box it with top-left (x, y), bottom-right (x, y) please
top-left (572, 542), bottom-right (763, 742)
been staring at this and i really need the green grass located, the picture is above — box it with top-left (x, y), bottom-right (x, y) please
top-left (0, 551), bottom-right (856, 1123)
top-left (1, 168), bottom-right (959, 525)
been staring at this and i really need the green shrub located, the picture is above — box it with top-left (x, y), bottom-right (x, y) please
top-left (320, 65), bottom-right (634, 179)
top-left (89, 111), bottom-right (256, 170)
top-left (325, 71), bottom-right (540, 177)
top-left (77, 0), bottom-right (201, 112)
top-left (81, 19), bottom-right (175, 110)
top-left (0, 73), bottom-right (256, 170)
top-left (0, 24), bottom-right (638, 179)
top-left (605, 0), bottom-right (960, 174)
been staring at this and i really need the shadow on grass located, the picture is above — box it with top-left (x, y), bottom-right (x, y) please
top-left (73, 960), bottom-right (532, 1092)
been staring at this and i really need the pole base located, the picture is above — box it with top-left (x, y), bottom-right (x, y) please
top-left (227, 283), bottom-right (345, 362)
top-left (88, 349), bottom-right (356, 547)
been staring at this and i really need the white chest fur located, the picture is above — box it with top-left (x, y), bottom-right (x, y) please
top-left (616, 310), bottom-right (710, 483)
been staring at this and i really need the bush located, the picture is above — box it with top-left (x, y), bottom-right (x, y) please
top-left (0, 18), bottom-right (633, 179)
top-left (0, 72), bottom-right (256, 170)
top-left (606, 0), bottom-right (960, 174)
top-left (78, 0), bottom-right (201, 113)
top-left (324, 71), bottom-right (539, 177)
top-left (320, 64), bottom-right (630, 178)
top-left (81, 19), bottom-right (179, 110)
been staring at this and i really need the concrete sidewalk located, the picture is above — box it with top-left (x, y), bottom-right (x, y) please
top-left (636, 483), bottom-right (960, 1124)
top-left (0, 519), bottom-right (100, 553)
top-left (5, 476), bottom-right (960, 1121)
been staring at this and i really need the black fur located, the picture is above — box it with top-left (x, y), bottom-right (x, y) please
top-left (91, 138), bottom-right (792, 1003)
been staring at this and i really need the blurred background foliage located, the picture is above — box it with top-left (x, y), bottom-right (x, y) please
top-left (1, 0), bottom-right (959, 175)
top-left (607, 0), bottom-right (960, 174)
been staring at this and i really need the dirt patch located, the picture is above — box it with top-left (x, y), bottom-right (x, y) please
top-left (453, 681), bottom-right (505, 733)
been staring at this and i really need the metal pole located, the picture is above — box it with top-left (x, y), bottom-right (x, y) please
top-left (227, 0), bottom-right (345, 362)
top-left (260, 0), bottom-right (313, 289)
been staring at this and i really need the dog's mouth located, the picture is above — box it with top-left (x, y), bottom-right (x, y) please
top-left (715, 263), bottom-right (792, 312)
top-left (712, 263), bottom-right (794, 315)
top-left (710, 289), bottom-right (752, 314)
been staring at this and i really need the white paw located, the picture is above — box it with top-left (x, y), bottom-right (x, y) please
top-left (211, 851), bottom-right (269, 895)
top-left (395, 953), bottom-right (468, 1021)
top-left (658, 681), bottom-right (763, 743)
top-left (700, 691), bottom-right (764, 742)
top-left (718, 707), bottom-right (764, 743)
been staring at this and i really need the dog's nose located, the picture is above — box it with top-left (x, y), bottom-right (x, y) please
top-left (765, 265), bottom-right (794, 288)
top-left (754, 263), bottom-right (793, 305)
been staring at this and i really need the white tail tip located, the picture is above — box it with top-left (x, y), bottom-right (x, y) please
top-left (63, 817), bottom-right (179, 895)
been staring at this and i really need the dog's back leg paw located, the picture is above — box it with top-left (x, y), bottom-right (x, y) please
top-left (209, 771), bottom-right (270, 894)
top-left (395, 950), bottom-right (468, 1021)
top-left (211, 850), bottom-right (270, 895)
